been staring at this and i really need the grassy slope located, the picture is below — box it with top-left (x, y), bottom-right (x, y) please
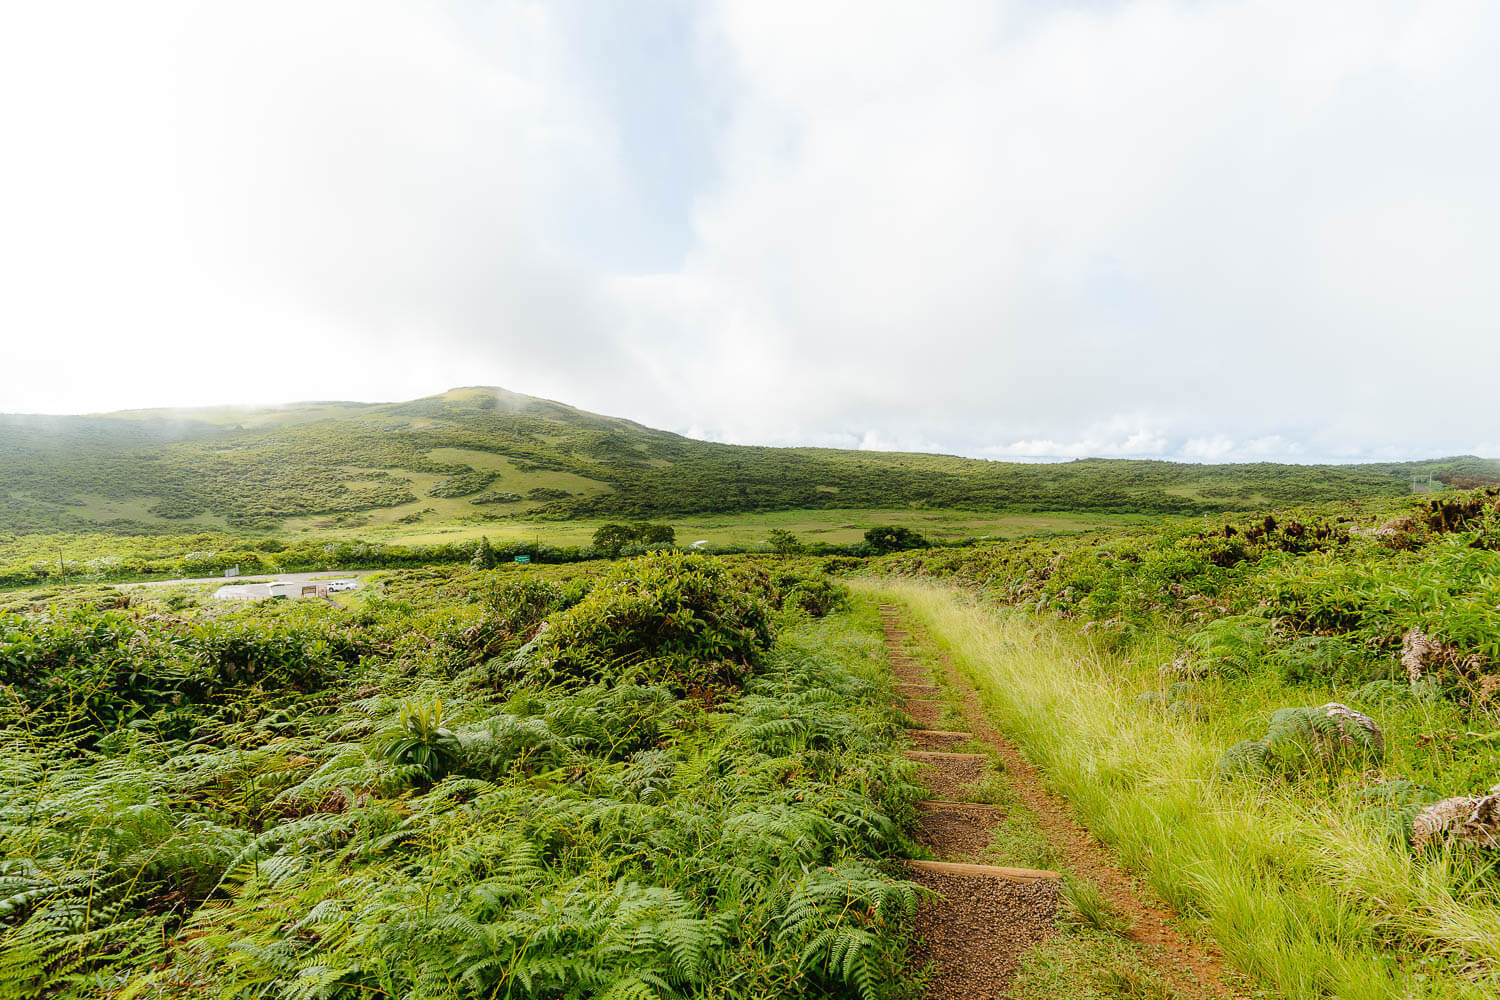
top-left (861, 580), bottom-right (1498, 1000)
top-left (5, 386), bottom-right (1495, 538)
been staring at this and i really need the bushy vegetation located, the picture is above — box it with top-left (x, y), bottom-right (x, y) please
top-left (0, 553), bottom-right (931, 999)
top-left (590, 522), bottom-right (675, 558)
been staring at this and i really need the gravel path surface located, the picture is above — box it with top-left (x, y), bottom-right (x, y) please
top-left (906, 751), bottom-right (990, 799)
top-left (908, 871), bottom-right (1058, 1000)
top-left (904, 698), bottom-right (947, 728)
top-left (917, 802), bottom-right (1010, 861)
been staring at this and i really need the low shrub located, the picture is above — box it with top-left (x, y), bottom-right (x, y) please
top-left (532, 552), bottom-right (773, 690)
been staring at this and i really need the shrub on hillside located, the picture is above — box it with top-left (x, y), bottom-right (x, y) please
top-left (428, 469), bottom-right (495, 498)
top-left (530, 552), bottom-right (773, 690)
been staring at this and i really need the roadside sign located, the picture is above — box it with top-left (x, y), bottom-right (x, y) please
top-left (514, 555), bottom-right (532, 563)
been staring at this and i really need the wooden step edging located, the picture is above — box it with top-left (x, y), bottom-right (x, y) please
top-left (906, 729), bottom-right (973, 740)
top-left (917, 799), bottom-right (1005, 813)
top-left (904, 750), bottom-right (989, 763)
top-left (905, 859), bottom-right (1060, 883)
top-left (894, 683), bottom-right (941, 695)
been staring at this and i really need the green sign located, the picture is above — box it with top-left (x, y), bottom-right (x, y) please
top-left (514, 554), bottom-right (532, 563)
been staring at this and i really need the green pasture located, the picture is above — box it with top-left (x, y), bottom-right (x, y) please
top-left (335, 507), bottom-right (1152, 549)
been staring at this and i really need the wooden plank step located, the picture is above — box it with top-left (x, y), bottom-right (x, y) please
top-left (917, 799), bottom-right (1002, 812)
top-left (905, 750), bottom-right (988, 762)
top-left (906, 859), bottom-right (1060, 882)
top-left (906, 728), bottom-right (975, 752)
top-left (894, 682), bottom-right (941, 695)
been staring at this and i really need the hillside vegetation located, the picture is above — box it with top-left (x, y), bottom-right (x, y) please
top-left (4, 387), bottom-right (1492, 537)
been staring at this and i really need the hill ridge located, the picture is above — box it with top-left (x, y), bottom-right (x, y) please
top-left (2, 386), bottom-right (1496, 536)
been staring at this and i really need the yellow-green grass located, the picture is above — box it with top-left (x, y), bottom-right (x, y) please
top-left (854, 578), bottom-right (1500, 1000)
top-left (332, 508), bottom-right (1152, 548)
top-left (64, 495), bottom-right (231, 531)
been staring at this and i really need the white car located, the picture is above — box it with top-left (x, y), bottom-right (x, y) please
top-left (324, 579), bottom-right (359, 593)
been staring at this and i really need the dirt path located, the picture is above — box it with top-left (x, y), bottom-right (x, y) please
top-left (886, 606), bottom-right (1061, 998)
top-left (881, 604), bottom-right (1246, 1000)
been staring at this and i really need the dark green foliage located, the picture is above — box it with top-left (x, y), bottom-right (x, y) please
top-left (767, 528), bottom-right (805, 555)
top-left (470, 535), bottom-right (498, 570)
top-left (0, 606), bottom-right (360, 735)
top-left (379, 699), bottom-right (463, 782)
top-left (726, 562), bottom-right (851, 619)
top-left (864, 525), bottom-right (930, 554)
top-left (427, 468), bottom-right (495, 498)
top-left (1181, 616), bottom-right (1274, 678)
top-left (591, 522), bottom-right (676, 557)
top-left (534, 553), bottom-right (773, 690)
top-left (1269, 635), bottom-right (1374, 686)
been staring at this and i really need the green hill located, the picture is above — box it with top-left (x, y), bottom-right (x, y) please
top-left (2, 386), bottom-right (1495, 536)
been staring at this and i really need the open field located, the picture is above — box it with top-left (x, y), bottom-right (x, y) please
top-left (0, 507), bottom-right (1149, 590)
top-left (338, 507), bottom-right (1153, 549)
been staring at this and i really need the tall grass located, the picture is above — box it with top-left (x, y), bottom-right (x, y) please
top-left (858, 578), bottom-right (1500, 1000)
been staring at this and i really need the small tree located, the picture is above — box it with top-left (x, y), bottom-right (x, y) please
top-left (863, 525), bottom-right (930, 554)
top-left (592, 523), bottom-right (637, 558)
top-left (470, 536), bottom-right (498, 570)
top-left (767, 528), bottom-right (805, 556)
top-left (635, 522), bottom-right (675, 547)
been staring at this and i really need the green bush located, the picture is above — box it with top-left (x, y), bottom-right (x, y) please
top-left (533, 552), bottom-right (773, 690)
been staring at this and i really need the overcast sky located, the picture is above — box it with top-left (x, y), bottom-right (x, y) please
top-left (2, 1), bottom-right (1497, 462)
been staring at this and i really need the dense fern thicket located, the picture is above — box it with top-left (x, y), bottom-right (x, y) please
top-left (5, 386), bottom-right (1491, 537)
top-left (0, 554), bottom-right (929, 999)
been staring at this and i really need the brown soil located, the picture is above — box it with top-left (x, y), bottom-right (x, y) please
top-left (882, 605), bottom-right (1247, 1000)
top-left (904, 698), bottom-right (947, 727)
top-left (908, 729), bottom-right (975, 752)
top-left (906, 751), bottom-right (990, 802)
top-left (908, 869), bottom-right (1059, 1000)
top-left (917, 801), bottom-right (1009, 861)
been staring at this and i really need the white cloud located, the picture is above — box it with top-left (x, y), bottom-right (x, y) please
top-left (1, 1), bottom-right (1498, 463)
top-left (610, 0), bottom-right (1500, 460)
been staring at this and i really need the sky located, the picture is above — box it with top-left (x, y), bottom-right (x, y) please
top-left (1, 0), bottom-right (1497, 462)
